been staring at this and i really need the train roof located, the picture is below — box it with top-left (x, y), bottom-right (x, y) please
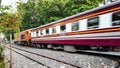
top-left (30, 1), bottom-right (120, 31)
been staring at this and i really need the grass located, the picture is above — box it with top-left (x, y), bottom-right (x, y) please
top-left (0, 45), bottom-right (5, 68)
top-left (0, 58), bottom-right (5, 68)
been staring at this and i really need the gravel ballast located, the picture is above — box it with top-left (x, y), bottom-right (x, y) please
top-left (5, 44), bottom-right (119, 68)
top-left (5, 48), bottom-right (47, 68)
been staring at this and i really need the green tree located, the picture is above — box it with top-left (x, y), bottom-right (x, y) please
top-left (17, 0), bottom-right (38, 31)
top-left (0, 0), bottom-right (1, 5)
top-left (0, 6), bottom-right (22, 40)
top-left (17, 0), bottom-right (104, 31)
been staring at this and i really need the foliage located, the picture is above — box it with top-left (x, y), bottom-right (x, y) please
top-left (0, 45), bottom-right (4, 58)
top-left (0, 13), bottom-right (21, 31)
top-left (0, 45), bottom-right (5, 68)
top-left (0, 6), bottom-right (22, 40)
top-left (17, 0), bottom-right (104, 31)
top-left (17, 0), bottom-right (37, 30)
top-left (0, 0), bottom-right (1, 5)
top-left (0, 60), bottom-right (5, 68)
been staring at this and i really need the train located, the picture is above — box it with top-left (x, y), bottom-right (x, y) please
top-left (14, 1), bottom-right (120, 52)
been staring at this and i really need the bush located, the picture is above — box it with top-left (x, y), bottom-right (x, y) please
top-left (0, 45), bottom-right (5, 59)
top-left (0, 45), bottom-right (5, 68)
top-left (0, 59), bottom-right (5, 68)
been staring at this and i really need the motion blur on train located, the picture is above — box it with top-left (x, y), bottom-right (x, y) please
top-left (14, 1), bottom-right (120, 52)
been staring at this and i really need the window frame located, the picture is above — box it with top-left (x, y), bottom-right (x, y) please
top-left (40, 30), bottom-right (43, 35)
top-left (87, 16), bottom-right (99, 29)
top-left (60, 25), bottom-right (66, 32)
top-left (46, 29), bottom-right (49, 34)
top-left (21, 34), bottom-right (25, 39)
top-left (112, 11), bottom-right (120, 26)
top-left (71, 21), bottom-right (79, 31)
top-left (52, 27), bottom-right (56, 34)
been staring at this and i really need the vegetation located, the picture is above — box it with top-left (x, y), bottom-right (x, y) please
top-left (17, 0), bottom-right (104, 31)
top-left (0, 1), bottom-right (104, 67)
top-left (0, 45), bottom-right (4, 58)
top-left (0, 0), bottom-right (104, 39)
top-left (0, 45), bottom-right (5, 68)
top-left (0, 6), bottom-right (22, 40)
top-left (0, 60), bottom-right (5, 68)
top-left (0, 0), bottom-right (1, 5)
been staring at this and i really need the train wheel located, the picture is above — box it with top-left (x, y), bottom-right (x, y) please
top-left (64, 45), bottom-right (76, 52)
top-left (114, 47), bottom-right (120, 52)
top-left (53, 45), bottom-right (57, 50)
top-left (91, 46), bottom-right (99, 51)
top-left (102, 47), bottom-right (109, 51)
top-left (25, 42), bottom-right (28, 46)
top-left (41, 44), bottom-right (47, 48)
top-left (36, 44), bottom-right (41, 48)
top-left (47, 44), bottom-right (53, 49)
top-left (33, 44), bottom-right (36, 48)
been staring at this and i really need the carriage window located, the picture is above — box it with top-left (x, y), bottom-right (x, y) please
top-left (87, 17), bottom-right (99, 29)
top-left (72, 21), bottom-right (79, 31)
top-left (52, 27), bottom-right (56, 33)
top-left (21, 34), bottom-right (25, 39)
top-left (112, 11), bottom-right (120, 26)
top-left (40, 30), bottom-right (43, 35)
top-left (36, 31), bottom-right (39, 36)
top-left (46, 29), bottom-right (49, 34)
top-left (60, 25), bottom-right (66, 31)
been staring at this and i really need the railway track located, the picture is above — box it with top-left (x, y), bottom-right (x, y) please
top-left (76, 50), bottom-right (120, 68)
top-left (49, 48), bottom-right (120, 68)
top-left (6, 47), bottom-right (50, 68)
top-left (6, 44), bottom-right (120, 68)
top-left (77, 50), bottom-right (120, 57)
top-left (34, 47), bottom-right (120, 68)
top-left (6, 46), bottom-right (81, 68)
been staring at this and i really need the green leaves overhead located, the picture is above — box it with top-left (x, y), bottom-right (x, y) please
top-left (0, 6), bottom-right (22, 40)
top-left (17, 0), bottom-right (104, 31)
top-left (0, 12), bottom-right (21, 32)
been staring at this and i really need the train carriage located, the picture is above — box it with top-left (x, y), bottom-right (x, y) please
top-left (30, 1), bottom-right (120, 51)
top-left (14, 1), bottom-right (120, 52)
top-left (14, 30), bottom-right (31, 46)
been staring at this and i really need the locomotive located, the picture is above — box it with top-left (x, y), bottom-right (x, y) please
top-left (14, 1), bottom-right (120, 52)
